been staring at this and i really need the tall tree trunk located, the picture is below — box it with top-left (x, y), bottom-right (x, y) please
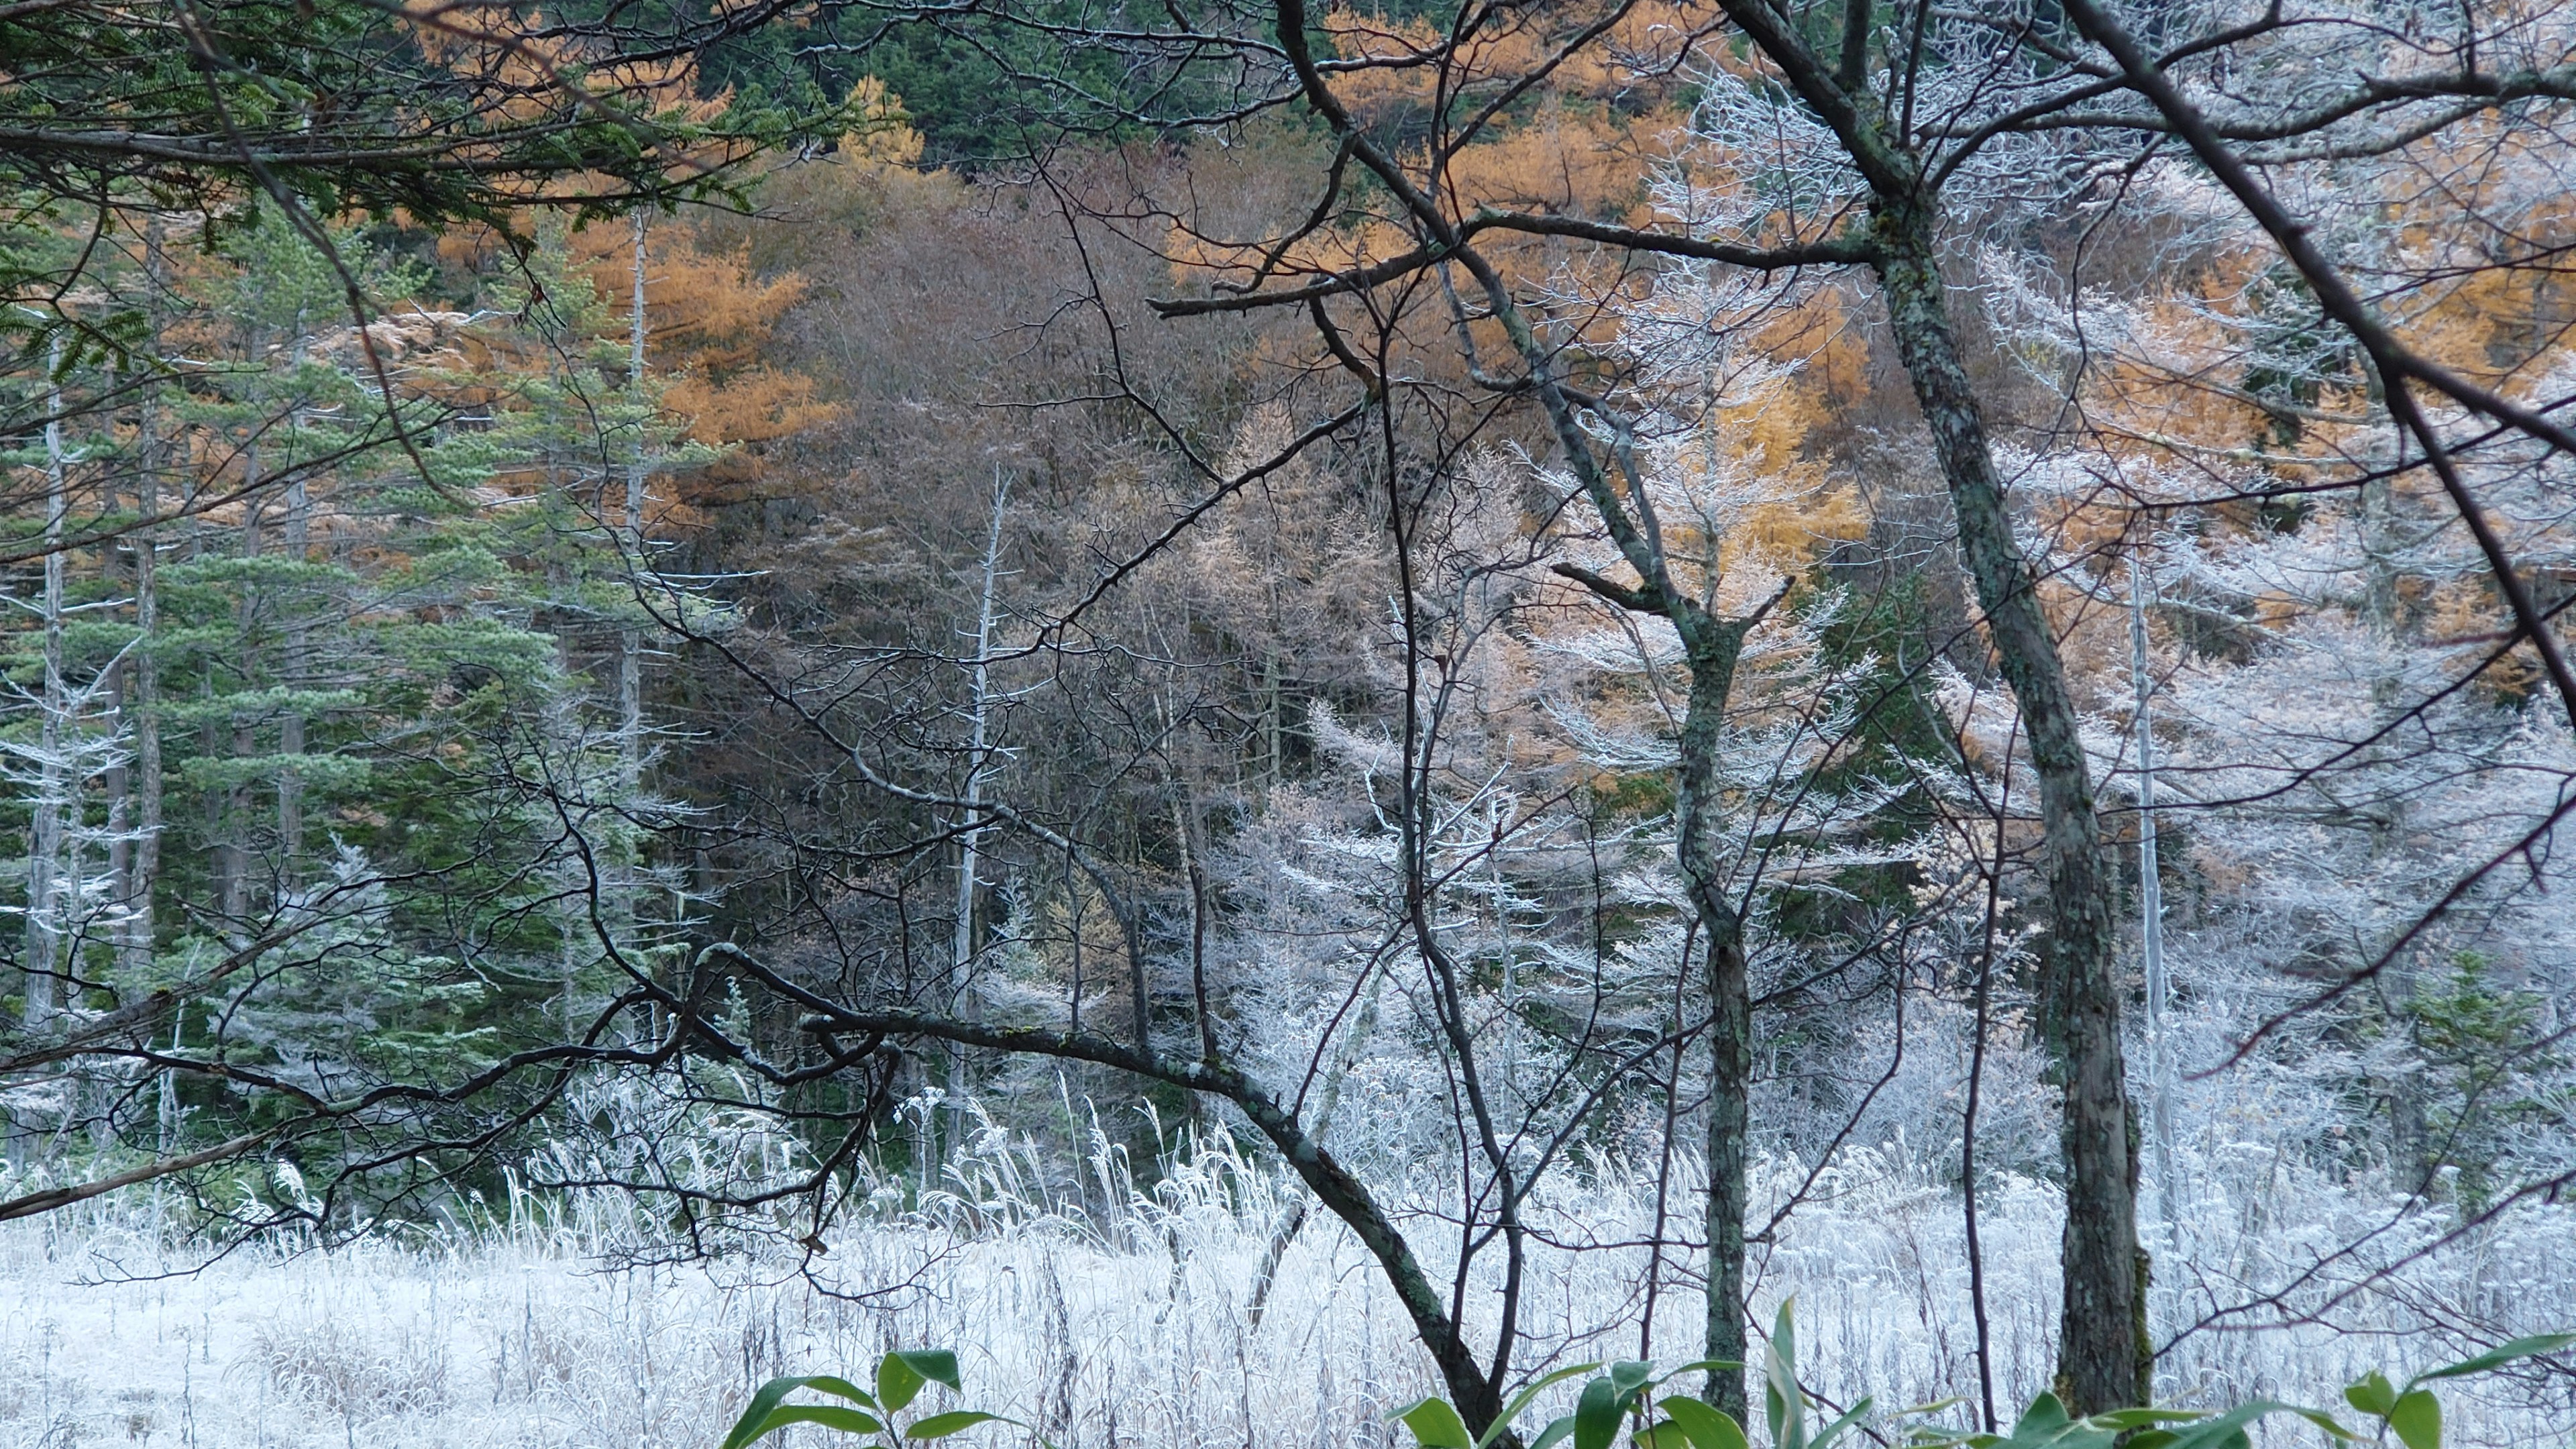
top-left (220, 439), bottom-right (264, 933)
top-left (1680, 0), bottom-right (2145, 1401)
top-left (616, 211), bottom-right (649, 950)
top-left (278, 464), bottom-right (308, 879)
top-left (1487, 794), bottom-right (1519, 1107)
top-left (2130, 558), bottom-right (2177, 1236)
top-left (946, 472), bottom-right (1006, 1152)
top-left (103, 356), bottom-right (130, 932)
top-left (276, 329), bottom-right (313, 879)
top-left (1874, 209), bottom-right (2145, 1413)
top-left (1675, 622), bottom-right (1756, 1422)
top-left (125, 315), bottom-right (164, 981)
top-left (104, 660), bottom-right (128, 932)
top-left (24, 336), bottom-right (69, 1026)
top-left (1551, 572), bottom-right (1776, 1420)
top-left (128, 223), bottom-right (168, 954)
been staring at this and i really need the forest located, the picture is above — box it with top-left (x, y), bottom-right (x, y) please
top-left (1, 0), bottom-right (2573, 1444)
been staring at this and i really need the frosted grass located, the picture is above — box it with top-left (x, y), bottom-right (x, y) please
top-left (1, 1126), bottom-right (2569, 1449)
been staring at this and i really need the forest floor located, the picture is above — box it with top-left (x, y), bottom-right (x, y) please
top-left (1, 1138), bottom-right (2568, 1449)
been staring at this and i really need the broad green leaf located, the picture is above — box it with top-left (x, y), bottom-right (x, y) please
top-left (722, 1377), bottom-right (884, 1449)
top-left (908, 1411), bottom-right (1006, 1440)
top-left (2344, 1372), bottom-right (2398, 1418)
top-left (879, 1354), bottom-right (925, 1414)
top-left (1576, 1376), bottom-right (1624, 1449)
top-left (2004, 1393), bottom-right (2070, 1444)
top-left (729, 1404), bottom-right (886, 1447)
top-left (1611, 1361), bottom-right (1656, 1404)
top-left (2154, 1401), bottom-right (2298, 1449)
top-left (722, 1377), bottom-right (814, 1449)
top-left (1811, 1397), bottom-right (1874, 1449)
top-left (1484, 1366), bottom-right (1605, 1449)
top-left (1654, 1396), bottom-right (1748, 1449)
top-left (1634, 1419), bottom-right (1690, 1449)
top-left (807, 1377), bottom-right (882, 1408)
top-left (2387, 1389), bottom-right (2440, 1449)
top-left (877, 1350), bottom-right (959, 1413)
top-left (1533, 1413), bottom-right (1579, 1449)
top-left (2413, 1335), bottom-right (2576, 1387)
top-left (1395, 1397), bottom-right (1476, 1449)
top-left (898, 1351), bottom-right (965, 1393)
top-left (1988, 1396), bottom-right (2120, 1449)
top-left (2087, 1409), bottom-right (2201, 1430)
top-left (1998, 1419), bottom-right (2120, 1449)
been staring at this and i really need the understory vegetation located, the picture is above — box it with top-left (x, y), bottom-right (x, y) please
top-left (5, 1120), bottom-right (2571, 1448)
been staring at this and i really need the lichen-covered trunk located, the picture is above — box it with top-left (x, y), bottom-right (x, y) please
top-left (1699, 924), bottom-right (1750, 1418)
top-left (1675, 624), bottom-right (1752, 1421)
top-left (1873, 209), bottom-right (2145, 1413)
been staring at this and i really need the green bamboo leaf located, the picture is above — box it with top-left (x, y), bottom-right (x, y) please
top-left (900, 1351), bottom-right (963, 1393)
top-left (2344, 1373), bottom-right (2398, 1418)
top-left (908, 1411), bottom-right (1006, 1440)
top-left (802, 1377), bottom-right (883, 1409)
top-left (2003, 1393), bottom-right (2070, 1444)
top-left (1610, 1362), bottom-right (1656, 1404)
top-left (1395, 1397), bottom-right (1476, 1449)
top-left (1576, 1376), bottom-right (1624, 1449)
top-left (721, 1378), bottom-right (883, 1449)
top-left (2412, 1335), bottom-right (2576, 1387)
top-left (877, 1350), bottom-right (959, 1413)
top-left (1482, 1366), bottom-right (1605, 1449)
top-left (1654, 1396), bottom-right (1748, 1449)
top-left (721, 1379), bottom-right (811, 1449)
top-left (1811, 1396), bottom-right (1874, 1449)
top-left (729, 1404), bottom-right (885, 1447)
top-left (1633, 1420), bottom-right (1689, 1449)
top-left (1766, 1301), bottom-right (1806, 1449)
top-left (2151, 1401), bottom-right (2296, 1449)
top-left (2086, 1409), bottom-right (2201, 1430)
top-left (878, 1354), bottom-right (925, 1414)
top-left (2387, 1390), bottom-right (2440, 1449)
top-left (2286, 1407), bottom-right (2360, 1442)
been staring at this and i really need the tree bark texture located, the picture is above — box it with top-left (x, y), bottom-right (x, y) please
top-left (1676, 623), bottom-right (1755, 1421)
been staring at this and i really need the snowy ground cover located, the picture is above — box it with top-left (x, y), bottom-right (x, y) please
top-left (2, 1125), bottom-right (2569, 1449)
